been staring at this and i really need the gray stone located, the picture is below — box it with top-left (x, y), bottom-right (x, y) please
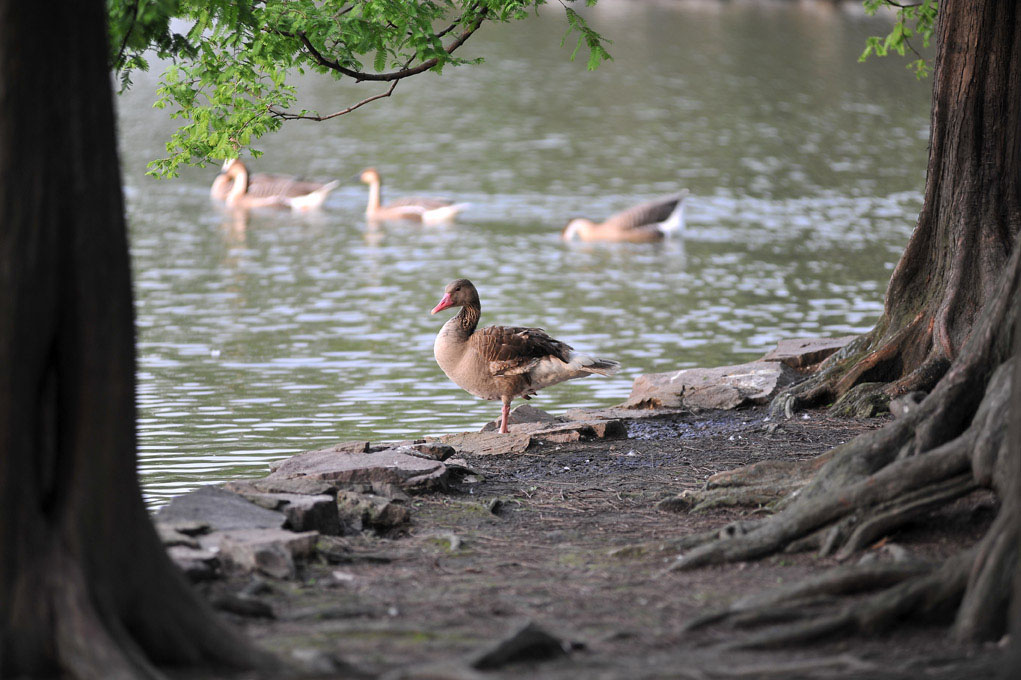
top-left (166, 545), bottom-right (220, 581)
top-left (226, 477), bottom-right (338, 497)
top-left (437, 418), bottom-right (625, 456)
top-left (480, 404), bottom-right (559, 432)
top-left (155, 485), bottom-right (287, 532)
top-left (468, 621), bottom-right (574, 670)
top-left (208, 528), bottom-right (319, 579)
top-left (266, 447), bottom-right (448, 491)
top-left (221, 489), bottom-right (341, 535)
top-left (395, 442), bottom-right (456, 461)
top-left (268, 440), bottom-right (371, 471)
top-left (623, 360), bottom-right (799, 411)
top-left (760, 336), bottom-right (855, 370)
top-left (156, 523), bottom-right (201, 549)
top-left (336, 490), bottom-right (410, 535)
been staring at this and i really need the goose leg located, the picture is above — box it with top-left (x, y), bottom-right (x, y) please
top-left (499, 398), bottom-right (511, 434)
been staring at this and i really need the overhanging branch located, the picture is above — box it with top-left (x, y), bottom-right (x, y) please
top-left (295, 4), bottom-right (487, 83)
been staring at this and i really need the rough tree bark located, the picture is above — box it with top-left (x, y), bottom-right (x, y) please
top-left (0, 2), bottom-right (277, 678)
top-left (671, 0), bottom-right (1021, 650)
top-left (774, 0), bottom-right (1021, 418)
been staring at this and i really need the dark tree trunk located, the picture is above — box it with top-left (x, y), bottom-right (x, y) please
top-left (776, 0), bottom-right (1021, 417)
top-left (666, 0), bottom-right (1021, 650)
top-left (0, 2), bottom-right (275, 677)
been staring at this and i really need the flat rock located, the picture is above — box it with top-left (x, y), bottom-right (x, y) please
top-left (166, 545), bottom-right (220, 581)
top-left (336, 490), bottom-right (410, 535)
top-left (391, 442), bottom-right (456, 461)
top-left (204, 528), bottom-right (320, 579)
top-left (224, 489), bottom-right (341, 535)
top-left (623, 360), bottom-right (799, 411)
top-left (226, 477), bottom-right (339, 497)
top-left (155, 485), bottom-right (286, 532)
top-left (480, 404), bottom-right (560, 432)
top-left (269, 440), bottom-right (372, 471)
top-left (266, 447), bottom-right (448, 491)
top-left (433, 431), bottom-right (533, 456)
top-left (438, 418), bottom-right (625, 456)
top-left (760, 336), bottom-right (855, 370)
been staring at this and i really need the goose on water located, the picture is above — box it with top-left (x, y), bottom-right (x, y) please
top-left (360, 168), bottom-right (468, 224)
top-left (213, 159), bottom-right (339, 211)
top-left (431, 279), bottom-right (620, 434)
top-left (561, 190), bottom-right (689, 243)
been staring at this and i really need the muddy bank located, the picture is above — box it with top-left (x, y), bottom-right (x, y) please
top-left (169, 406), bottom-right (1005, 679)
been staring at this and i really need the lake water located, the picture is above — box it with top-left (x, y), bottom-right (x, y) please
top-left (116, 1), bottom-right (933, 505)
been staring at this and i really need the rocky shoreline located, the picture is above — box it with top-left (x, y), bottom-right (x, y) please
top-left (146, 335), bottom-right (1005, 678)
top-left (155, 337), bottom-right (852, 585)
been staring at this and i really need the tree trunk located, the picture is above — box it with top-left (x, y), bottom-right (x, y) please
top-left (775, 0), bottom-right (1021, 418)
top-left (0, 2), bottom-right (276, 677)
top-left (666, 0), bottom-right (1021, 650)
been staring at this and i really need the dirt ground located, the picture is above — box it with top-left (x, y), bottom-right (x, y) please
top-left (198, 408), bottom-right (1010, 679)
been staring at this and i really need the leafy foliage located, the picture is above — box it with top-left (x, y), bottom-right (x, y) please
top-left (107, 1), bottom-right (611, 176)
top-left (859, 0), bottom-right (938, 78)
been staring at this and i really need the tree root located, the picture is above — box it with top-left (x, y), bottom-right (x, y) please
top-left (714, 548), bottom-right (975, 650)
top-left (657, 451), bottom-right (838, 514)
top-left (683, 560), bottom-right (933, 632)
top-left (669, 434), bottom-right (972, 570)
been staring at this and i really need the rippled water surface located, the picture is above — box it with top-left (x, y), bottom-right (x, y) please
top-left (118, 2), bottom-right (932, 505)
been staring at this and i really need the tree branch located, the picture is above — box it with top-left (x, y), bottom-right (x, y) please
top-left (294, 5), bottom-right (487, 83)
top-left (267, 79), bottom-right (400, 121)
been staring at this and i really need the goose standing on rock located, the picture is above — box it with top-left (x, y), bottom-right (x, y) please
top-left (431, 279), bottom-right (620, 434)
top-left (561, 190), bottom-right (689, 243)
top-left (213, 159), bottom-right (339, 211)
top-left (360, 168), bottom-right (468, 224)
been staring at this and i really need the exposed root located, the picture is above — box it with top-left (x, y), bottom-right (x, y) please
top-left (829, 474), bottom-right (977, 560)
top-left (670, 436), bottom-right (971, 570)
top-left (659, 450), bottom-right (838, 514)
top-left (683, 560), bottom-right (933, 632)
top-left (723, 548), bottom-right (975, 650)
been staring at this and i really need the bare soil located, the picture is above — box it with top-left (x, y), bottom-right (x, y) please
top-left (197, 408), bottom-right (1009, 679)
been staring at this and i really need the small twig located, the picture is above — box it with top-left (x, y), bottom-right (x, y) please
top-left (268, 79), bottom-right (400, 121)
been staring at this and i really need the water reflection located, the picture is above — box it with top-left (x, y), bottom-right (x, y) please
top-left (118, 2), bottom-right (931, 505)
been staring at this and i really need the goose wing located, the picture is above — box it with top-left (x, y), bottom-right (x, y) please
top-left (473, 325), bottom-right (574, 377)
top-left (601, 195), bottom-right (683, 231)
top-left (246, 174), bottom-right (331, 199)
top-left (387, 196), bottom-right (454, 210)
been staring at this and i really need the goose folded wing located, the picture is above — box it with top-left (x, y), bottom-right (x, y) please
top-left (474, 326), bottom-right (573, 377)
top-left (602, 195), bottom-right (682, 231)
top-left (388, 196), bottom-right (454, 210)
top-left (245, 175), bottom-right (327, 199)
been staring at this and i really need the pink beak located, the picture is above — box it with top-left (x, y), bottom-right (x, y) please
top-left (431, 292), bottom-right (453, 315)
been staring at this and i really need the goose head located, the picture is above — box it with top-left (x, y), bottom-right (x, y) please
top-left (561, 218), bottom-right (595, 241)
top-left (359, 168), bottom-right (381, 186)
top-left (431, 278), bottom-right (479, 314)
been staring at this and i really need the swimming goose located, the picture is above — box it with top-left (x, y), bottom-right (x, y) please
top-left (561, 190), bottom-right (689, 243)
top-left (360, 168), bottom-right (468, 224)
top-left (214, 159), bottom-right (339, 211)
top-left (431, 279), bottom-right (620, 434)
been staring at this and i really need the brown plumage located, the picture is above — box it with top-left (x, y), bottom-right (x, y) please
top-left (561, 190), bottom-right (688, 243)
top-left (431, 279), bottom-right (620, 434)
